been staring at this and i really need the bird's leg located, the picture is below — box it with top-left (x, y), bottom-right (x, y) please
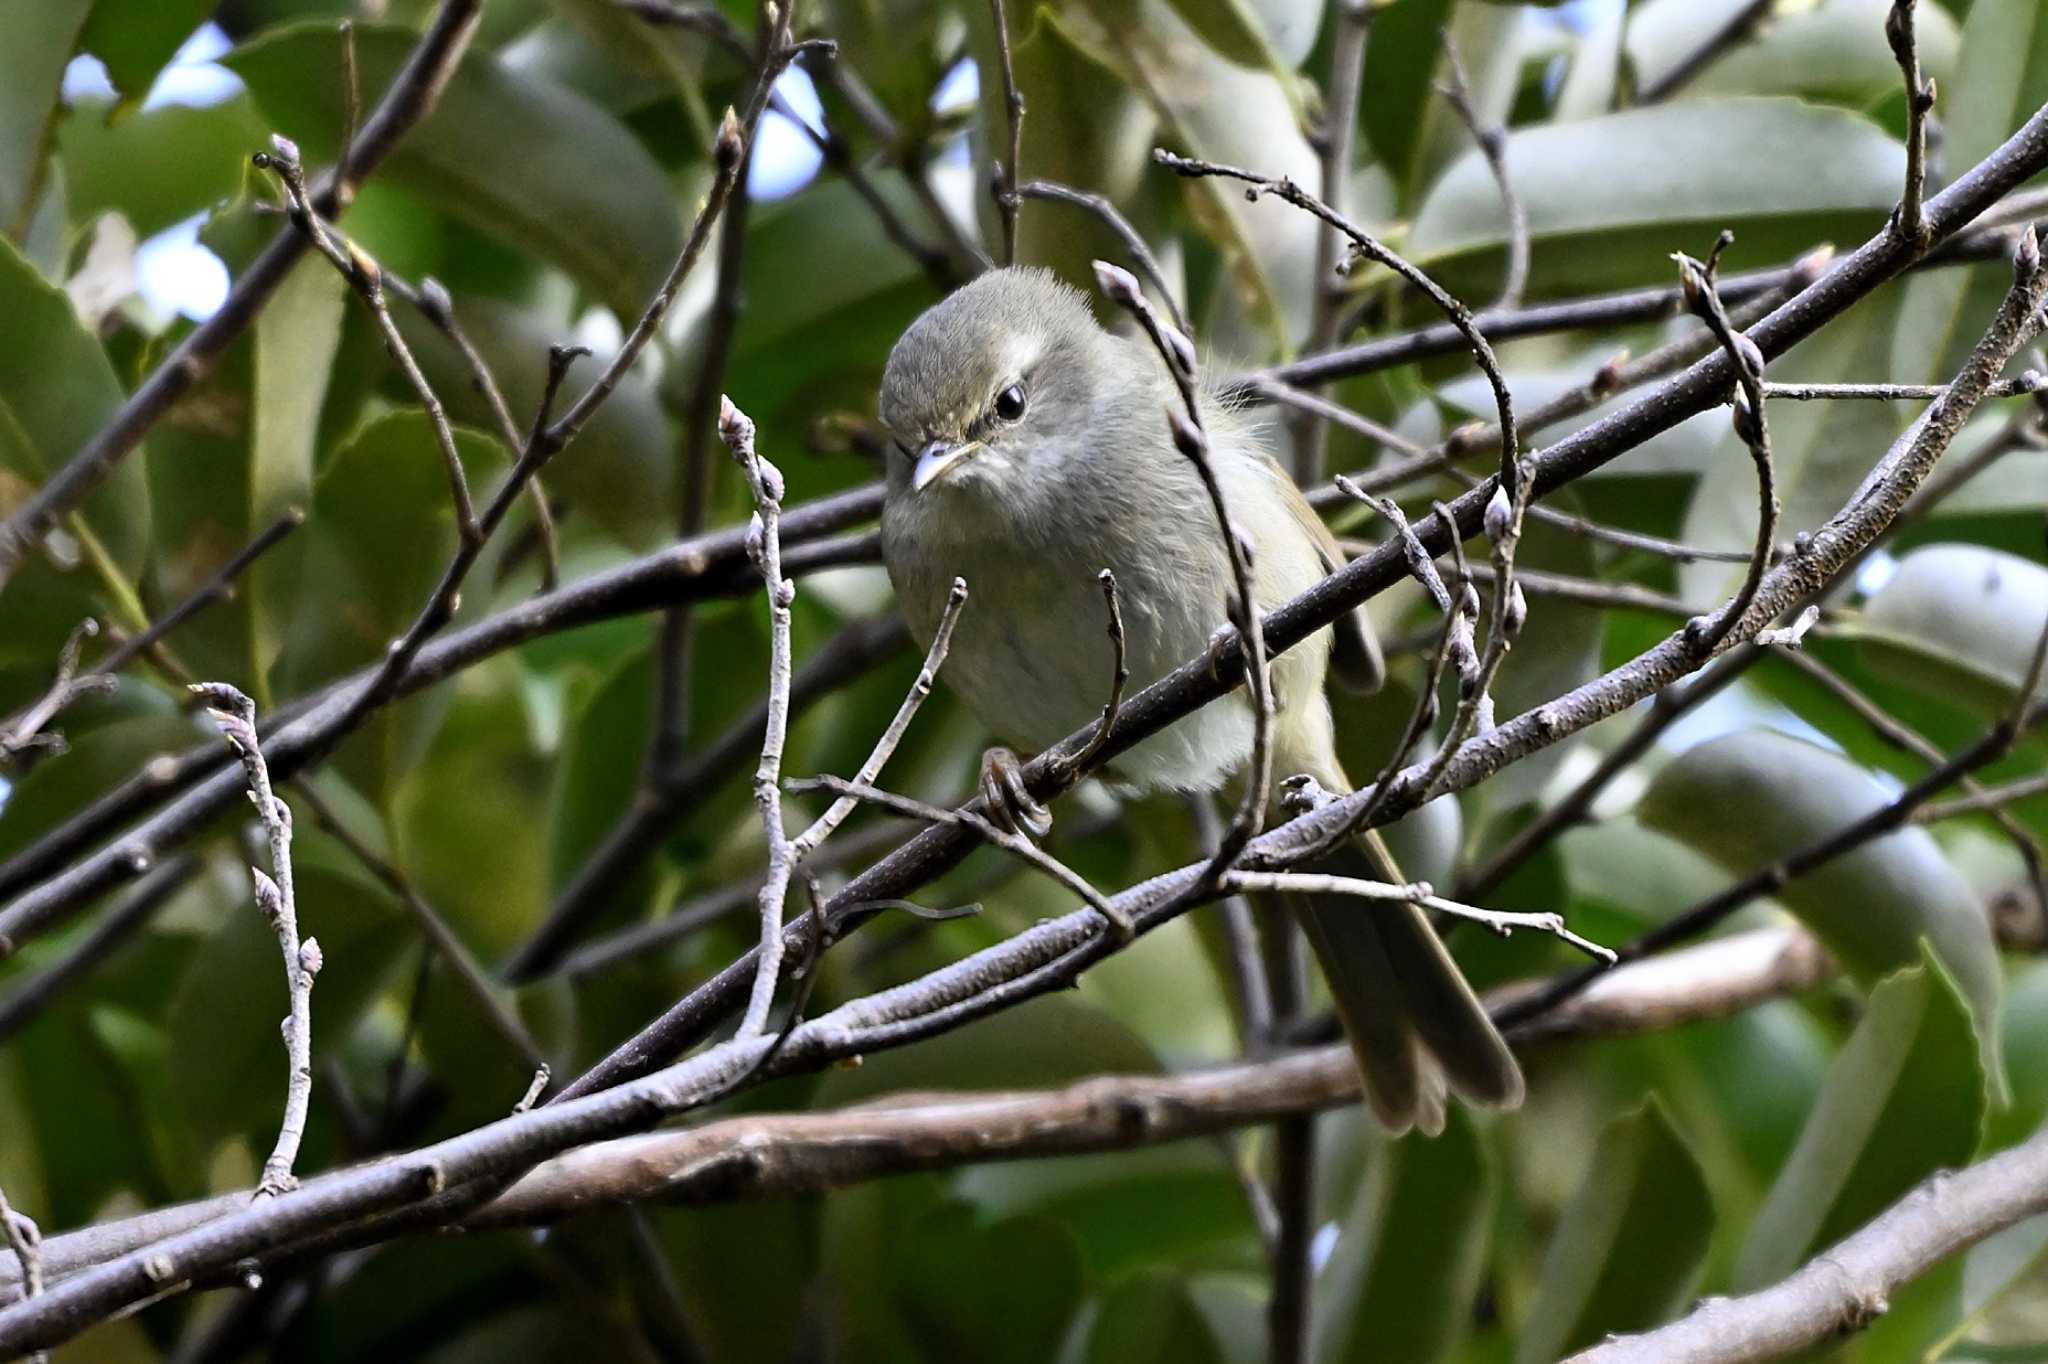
top-left (980, 745), bottom-right (1053, 839)
top-left (1279, 772), bottom-right (1338, 815)
top-left (1279, 775), bottom-right (1411, 885)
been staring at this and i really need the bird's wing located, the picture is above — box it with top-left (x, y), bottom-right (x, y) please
top-left (1274, 473), bottom-right (1385, 694)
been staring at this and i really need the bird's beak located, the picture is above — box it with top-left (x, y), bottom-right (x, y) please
top-left (912, 439), bottom-right (981, 493)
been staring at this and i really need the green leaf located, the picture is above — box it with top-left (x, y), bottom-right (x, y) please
top-left (1653, 0), bottom-right (1962, 107)
top-left (1514, 1097), bottom-right (1714, 1364)
top-left (0, 0), bottom-right (89, 239)
top-left (77, 0), bottom-right (220, 103)
top-left (251, 256), bottom-right (346, 528)
top-left (1552, 0), bottom-right (1626, 122)
top-left (59, 93), bottom-right (268, 242)
top-left (0, 230), bottom-right (154, 584)
top-left (1851, 543), bottom-right (2048, 714)
top-left (1048, 0), bottom-right (1303, 344)
top-left (1315, 1106), bottom-right (1495, 1364)
top-left (1734, 952), bottom-right (1985, 1356)
top-left (1357, 0), bottom-right (1452, 188)
top-left (902, 1206), bottom-right (1087, 1364)
top-left (1089, 1270), bottom-right (1226, 1364)
top-left (1409, 99), bottom-right (1905, 296)
top-left (249, 254), bottom-right (346, 687)
top-left (392, 662), bottom-right (551, 962)
top-left (1639, 726), bottom-right (2006, 1093)
top-left (226, 21), bottom-right (685, 317)
top-left (1005, 7), bottom-right (1159, 292)
top-left (267, 410), bottom-right (512, 797)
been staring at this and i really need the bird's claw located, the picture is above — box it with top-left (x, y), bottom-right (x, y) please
top-left (980, 746), bottom-right (1052, 839)
top-left (1279, 773), bottom-right (1336, 816)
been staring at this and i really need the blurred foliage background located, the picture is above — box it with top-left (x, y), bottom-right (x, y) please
top-left (3, 0), bottom-right (2048, 1359)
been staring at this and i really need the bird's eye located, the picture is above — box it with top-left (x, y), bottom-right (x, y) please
top-left (993, 384), bottom-right (1027, 422)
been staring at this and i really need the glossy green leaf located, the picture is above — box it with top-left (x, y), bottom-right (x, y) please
top-left (393, 661), bottom-right (552, 962)
top-left (250, 256), bottom-right (346, 529)
top-left (0, 230), bottom-right (154, 583)
top-left (1734, 951), bottom-right (1984, 1362)
top-left (1089, 1271), bottom-right (1225, 1364)
top-left (267, 410), bottom-right (512, 797)
top-left (58, 93), bottom-right (268, 242)
top-left (1410, 99), bottom-right (1904, 295)
top-left (903, 1206), bottom-right (1087, 1364)
top-left (1661, 0), bottom-right (1962, 106)
top-left (0, 0), bottom-right (89, 239)
top-left (1852, 543), bottom-right (2048, 714)
top-left (1316, 1106), bottom-right (1495, 1364)
top-left (1514, 1097), bottom-right (1713, 1364)
top-left (1639, 726), bottom-right (2005, 1089)
top-left (1048, 0), bottom-right (1304, 343)
top-left (77, 0), bottom-right (220, 103)
top-left (1006, 7), bottom-right (1159, 291)
top-left (226, 21), bottom-right (684, 316)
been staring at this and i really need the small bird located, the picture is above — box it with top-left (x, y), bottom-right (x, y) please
top-left (878, 266), bottom-right (1521, 1133)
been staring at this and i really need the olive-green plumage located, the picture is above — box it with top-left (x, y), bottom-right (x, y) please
top-left (878, 267), bottom-right (1520, 1132)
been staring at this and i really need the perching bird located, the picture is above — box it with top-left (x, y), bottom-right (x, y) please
top-left (877, 266), bottom-right (1521, 1133)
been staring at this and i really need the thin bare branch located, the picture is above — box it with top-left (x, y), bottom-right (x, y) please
top-left (0, 621), bottom-right (117, 771)
top-left (190, 684), bottom-right (316, 1198)
top-left (1017, 180), bottom-right (1186, 333)
top-left (725, 397), bottom-right (798, 1041)
top-left (1675, 233), bottom-right (1778, 655)
top-left (986, 0), bottom-right (1026, 263)
top-left (1568, 1122), bottom-right (2048, 1364)
top-left (1888, 0), bottom-right (1937, 248)
top-left (1157, 148), bottom-right (1522, 502)
top-left (1093, 260), bottom-right (1274, 875)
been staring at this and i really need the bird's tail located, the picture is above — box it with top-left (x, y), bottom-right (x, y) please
top-left (1292, 830), bottom-right (1524, 1135)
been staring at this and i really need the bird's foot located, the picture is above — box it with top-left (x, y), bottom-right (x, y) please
top-left (1279, 772), bottom-right (1338, 816)
top-left (980, 746), bottom-right (1052, 839)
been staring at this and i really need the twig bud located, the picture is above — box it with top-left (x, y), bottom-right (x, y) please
top-left (1503, 580), bottom-right (1528, 639)
top-left (1091, 259), bottom-right (1141, 307)
top-left (1483, 483), bottom-right (1514, 545)
top-left (1674, 253), bottom-right (1709, 314)
top-left (1790, 243), bottom-right (1837, 287)
top-left (299, 937), bottom-right (324, 978)
top-left (1167, 405), bottom-right (1206, 460)
top-left (1159, 325), bottom-right (1199, 381)
top-left (1730, 386), bottom-right (1763, 446)
top-left (713, 107), bottom-right (745, 172)
top-left (2016, 225), bottom-right (2041, 281)
top-left (1590, 349), bottom-right (1631, 397)
top-left (1731, 331), bottom-right (1765, 378)
top-left (252, 868), bottom-right (283, 920)
top-left (418, 276), bottom-right (453, 323)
